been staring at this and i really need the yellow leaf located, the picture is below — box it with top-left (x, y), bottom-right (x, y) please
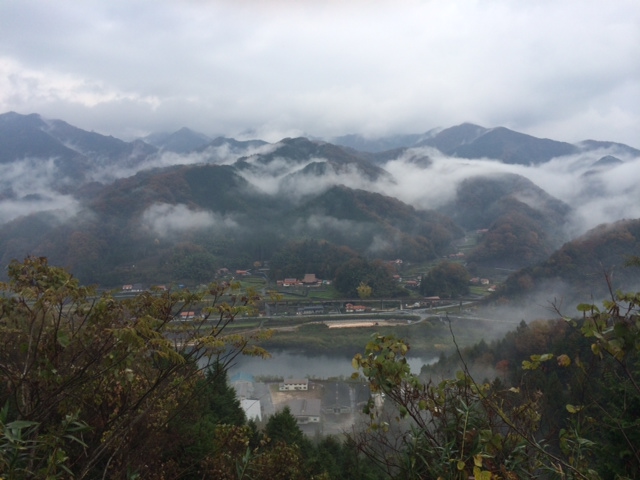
top-left (566, 404), bottom-right (583, 414)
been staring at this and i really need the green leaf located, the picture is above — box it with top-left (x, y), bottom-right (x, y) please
top-left (6, 420), bottom-right (39, 429)
top-left (57, 330), bottom-right (70, 348)
top-left (351, 356), bottom-right (360, 369)
top-left (566, 404), bottom-right (583, 414)
top-left (577, 303), bottom-right (598, 313)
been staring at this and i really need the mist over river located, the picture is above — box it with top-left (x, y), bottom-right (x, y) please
top-left (227, 350), bottom-right (438, 379)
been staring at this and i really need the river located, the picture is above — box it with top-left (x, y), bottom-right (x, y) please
top-left (227, 350), bottom-right (438, 379)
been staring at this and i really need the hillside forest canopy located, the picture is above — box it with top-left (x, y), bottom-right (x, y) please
top-left (1, 112), bottom-right (639, 298)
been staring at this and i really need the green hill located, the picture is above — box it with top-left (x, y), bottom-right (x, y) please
top-left (495, 218), bottom-right (640, 303)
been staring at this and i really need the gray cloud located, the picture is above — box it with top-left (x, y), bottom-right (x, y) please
top-left (0, 0), bottom-right (638, 145)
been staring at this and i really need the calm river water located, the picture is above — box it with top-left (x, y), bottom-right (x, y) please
top-left (227, 350), bottom-right (437, 379)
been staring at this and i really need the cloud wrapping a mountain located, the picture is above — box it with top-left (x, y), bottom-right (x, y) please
top-left (141, 203), bottom-right (237, 238)
top-left (0, 157), bottom-right (80, 223)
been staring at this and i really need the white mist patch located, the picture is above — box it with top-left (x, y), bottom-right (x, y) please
top-left (199, 142), bottom-right (277, 165)
top-left (239, 155), bottom-right (386, 201)
top-left (377, 148), bottom-right (522, 210)
top-left (86, 142), bottom-right (278, 183)
top-left (283, 162), bottom-right (381, 200)
top-left (297, 214), bottom-right (365, 233)
top-left (372, 146), bottom-right (640, 239)
top-left (0, 196), bottom-right (79, 225)
top-left (141, 203), bottom-right (237, 238)
top-left (367, 234), bottom-right (393, 254)
top-left (235, 156), bottom-right (308, 195)
top-left (0, 157), bottom-right (80, 224)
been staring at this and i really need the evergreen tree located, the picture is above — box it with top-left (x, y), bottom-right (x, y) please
top-left (202, 359), bottom-right (246, 426)
top-left (265, 407), bottom-right (306, 448)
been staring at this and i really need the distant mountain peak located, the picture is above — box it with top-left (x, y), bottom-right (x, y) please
top-left (144, 127), bottom-right (212, 153)
top-left (578, 139), bottom-right (640, 157)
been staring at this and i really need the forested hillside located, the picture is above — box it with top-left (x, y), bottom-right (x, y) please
top-left (496, 218), bottom-right (640, 304)
top-left (0, 111), bottom-right (639, 299)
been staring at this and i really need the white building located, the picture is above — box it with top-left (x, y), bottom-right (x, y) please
top-left (285, 399), bottom-right (321, 424)
top-left (279, 378), bottom-right (309, 391)
top-left (241, 399), bottom-right (262, 421)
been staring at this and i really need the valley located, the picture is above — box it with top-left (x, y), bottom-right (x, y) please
top-left (5, 104), bottom-right (640, 476)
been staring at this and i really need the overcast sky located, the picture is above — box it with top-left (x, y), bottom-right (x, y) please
top-left (1, 0), bottom-right (638, 145)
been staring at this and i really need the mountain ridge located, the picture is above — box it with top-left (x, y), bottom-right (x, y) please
top-left (0, 111), bottom-right (638, 292)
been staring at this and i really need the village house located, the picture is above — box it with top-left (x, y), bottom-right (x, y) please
top-left (424, 296), bottom-right (441, 308)
top-left (322, 383), bottom-right (351, 415)
top-left (345, 303), bottom-right (366, 313)
top-left (231, 372), bottom-right (255, 400)
top-left (302, 273), bottom-right (321, 286)
top-left (230, 373), bottom-right (262, 421)
top-left (176, 311), bottom-right (197, 321)
top-left (297, 305), bottom-right (324, 315)
top-left (133, 283), bottom-right (145, 292)
top-left (279, 378), bottom-right (309, 391)
top-left (404, 280), bottom-right (419, 289)
top-left (277, 275), bottom-right (325, 287)
top-left (284, 399), bottom-right (321, 425)
top-left (122, 283), bottom-right (145, 292)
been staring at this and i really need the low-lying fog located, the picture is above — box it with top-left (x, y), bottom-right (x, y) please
top-left (1, 137), bottom-right (638, 326)
top-left (2, 138), bottom-right (638, 241)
